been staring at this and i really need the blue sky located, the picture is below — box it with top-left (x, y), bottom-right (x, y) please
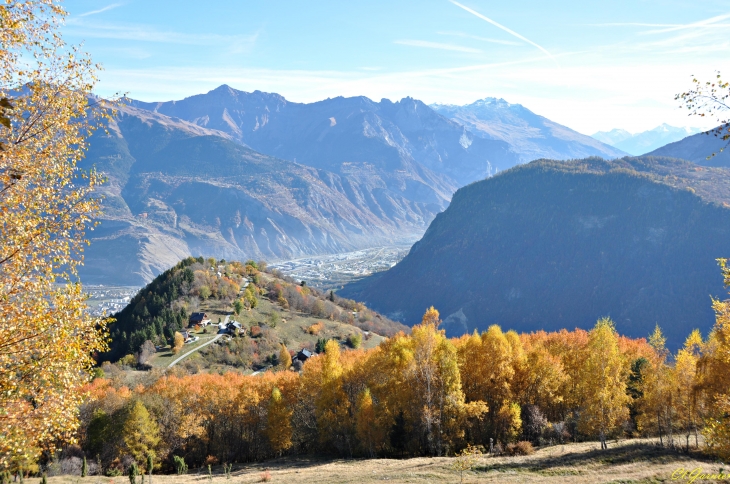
top-left (62, 0), bottom-right (730, 134)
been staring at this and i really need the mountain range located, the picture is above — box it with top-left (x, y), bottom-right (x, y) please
top-left (80, 87), bottom-right (628, 285)
top-left (592, 124), bottom-right (702, 156)
top-left (340, 156), bottom-right (730, 349)
top-left (80, 105), bottom-right (450, 285)
top-left (430, 98), bottom-right (626, 162)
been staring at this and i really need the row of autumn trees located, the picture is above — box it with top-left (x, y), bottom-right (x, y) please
top-left (77, 299), bottom-right (730, 473)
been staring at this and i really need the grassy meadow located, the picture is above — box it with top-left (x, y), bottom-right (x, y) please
top-left (36, 439), bottom-right (721, 483)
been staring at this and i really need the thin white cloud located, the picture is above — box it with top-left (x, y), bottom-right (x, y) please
top-left (448, 0), bottom-right (555, 64)
top-left (592, 23), bottom-right (682, 28)
top-left (64, 20), bottom-right (258, 48)
top-left (78, 3), bottom-right (123, 17)
top-left (640, 13), bottom-right (730, 35)
top-left (437, 31), bottom-right (521, 46)
top-left (394, 40), bottom-right (482, 53)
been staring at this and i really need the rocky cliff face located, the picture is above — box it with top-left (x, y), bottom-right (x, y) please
top-left (80, 106), bottom-right (446, 285)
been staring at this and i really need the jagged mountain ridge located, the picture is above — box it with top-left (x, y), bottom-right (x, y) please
top-left (430, 98), bottom-right (627, 162)
top-left (79, 105), bottom-right (449, 285)
top-left (340, 156), bottom-right (730, 349)
top-left (130, 86), bottom-right (521, 187)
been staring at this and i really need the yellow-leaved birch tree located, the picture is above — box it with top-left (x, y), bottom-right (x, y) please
top-left (0, 0), bottom-right (111, 467)
top-left (578, 318), bottom-right (630, 450)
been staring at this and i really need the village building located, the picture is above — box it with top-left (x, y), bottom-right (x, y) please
top-left (189, 312), bottom-right (210, 327)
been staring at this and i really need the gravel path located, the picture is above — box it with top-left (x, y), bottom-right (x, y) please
top-left (168, 315), bottom-right (228, 368)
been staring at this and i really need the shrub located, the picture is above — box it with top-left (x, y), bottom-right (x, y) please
top-left (173, 456), bottom-right (188, 475)
top-left (307, 322), bottom-right (324, 335)
top-left (506, 441), bottom-right (534, 456)
top-left (81, 456), bottom-right (88, 477)
top-left (521, 404), bottom-right (547, 443)
top-left (347, 333), bottom-right (362, 349)
top-left (250, 326), bottom-right (262, 338)
top-left (315, 338), bottom-right (328, 354)
top-left (269, 311), bottom-right (280, 328)
top-left (172, 332), bottom-right (185, 354)
top-left (128, 462), bottom-right (138, 484)
top-left (259, 469), bottom-right (271, 482)
top-left (136, 340), bottom-right (156, 365)
top-left (205, 455), bottom-right (219, 466)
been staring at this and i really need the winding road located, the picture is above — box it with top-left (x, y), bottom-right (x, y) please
top-left (167, 315), bottom-right (228, 368)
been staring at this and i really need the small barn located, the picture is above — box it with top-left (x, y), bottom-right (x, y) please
top-left (295, 349), bottom-right (314, 362)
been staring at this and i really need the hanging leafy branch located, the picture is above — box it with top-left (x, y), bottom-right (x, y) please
top-left (676, 72), bottom-right (730, 158)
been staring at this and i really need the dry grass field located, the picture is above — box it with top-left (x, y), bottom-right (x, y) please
top-left (35, 439), bottom-right (725, 483)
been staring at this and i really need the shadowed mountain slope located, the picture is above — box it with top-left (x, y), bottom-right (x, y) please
top-left (340, 156), bottom-right (730, 348)
top-left (647, 127), bottom-right (730, 167)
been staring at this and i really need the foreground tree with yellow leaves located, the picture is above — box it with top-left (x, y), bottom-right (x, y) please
top-left (577, 318), bottom-right (630, 450)
top-left (697, 259), bottom-right (730, 460)
top-left (0, 0), bottom-right (110, 468)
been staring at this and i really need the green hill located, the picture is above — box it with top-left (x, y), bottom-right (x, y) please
top-left (105, 257), bottom-right (408, 368)
top-left (340, 156), bottom-right (730, 348)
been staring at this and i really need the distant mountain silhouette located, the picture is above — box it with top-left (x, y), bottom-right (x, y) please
top-left (340, 156), bottom-right (730, 349)
top-left (646, 126), bottom-right (730, 167)
top-left (594, 124), bottom-right (702, 156)
top-left (431, 98), bottom-right (626, 162)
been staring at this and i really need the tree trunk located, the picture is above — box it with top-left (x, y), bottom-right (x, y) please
top-left (657, 412), bottom-right (663, 447)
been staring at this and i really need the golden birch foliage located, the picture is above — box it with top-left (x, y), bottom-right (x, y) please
top-left (674, 342), bottom-right (699, 449)
top-left (172, 332), bottom-right (184, 354)
top-left (458, 326), bottom-right (513, 419)
top-left (638, 325), bottom-right (677, 444)
top-left (518, 341), bottom-right (566, 411)
top-left (578, 318), bottom-right (630, 448)
top-left (279, 343), bottom-right (292, 370)
top-left (355, 388), bottom-right (381, 457)
top-left (0, 0), bottom-right (111, 466)
top-left (266, 387), bottom-right (292, 454)
top-left (311, 340), bottom-right (352, 449)
top-left (700, 263), bottom-right (730, 459)
top-left (496, 402), bottom-right (522, 443)
top-left (121, 400), bottom-right (160, 464)
top-left (365, 332), bottom-right (417, 450)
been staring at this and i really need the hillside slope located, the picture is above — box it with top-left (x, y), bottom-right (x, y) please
top-left (80, 106), bottom-right (450, 285)
top-left (431, 98), bottom-right (626, 162)
top-left (340, 156), bottom-right (730, 348)
top-left (106, 257), bottom-right (408, 366)
top-left (646, 127), bottom-right (730, 167)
